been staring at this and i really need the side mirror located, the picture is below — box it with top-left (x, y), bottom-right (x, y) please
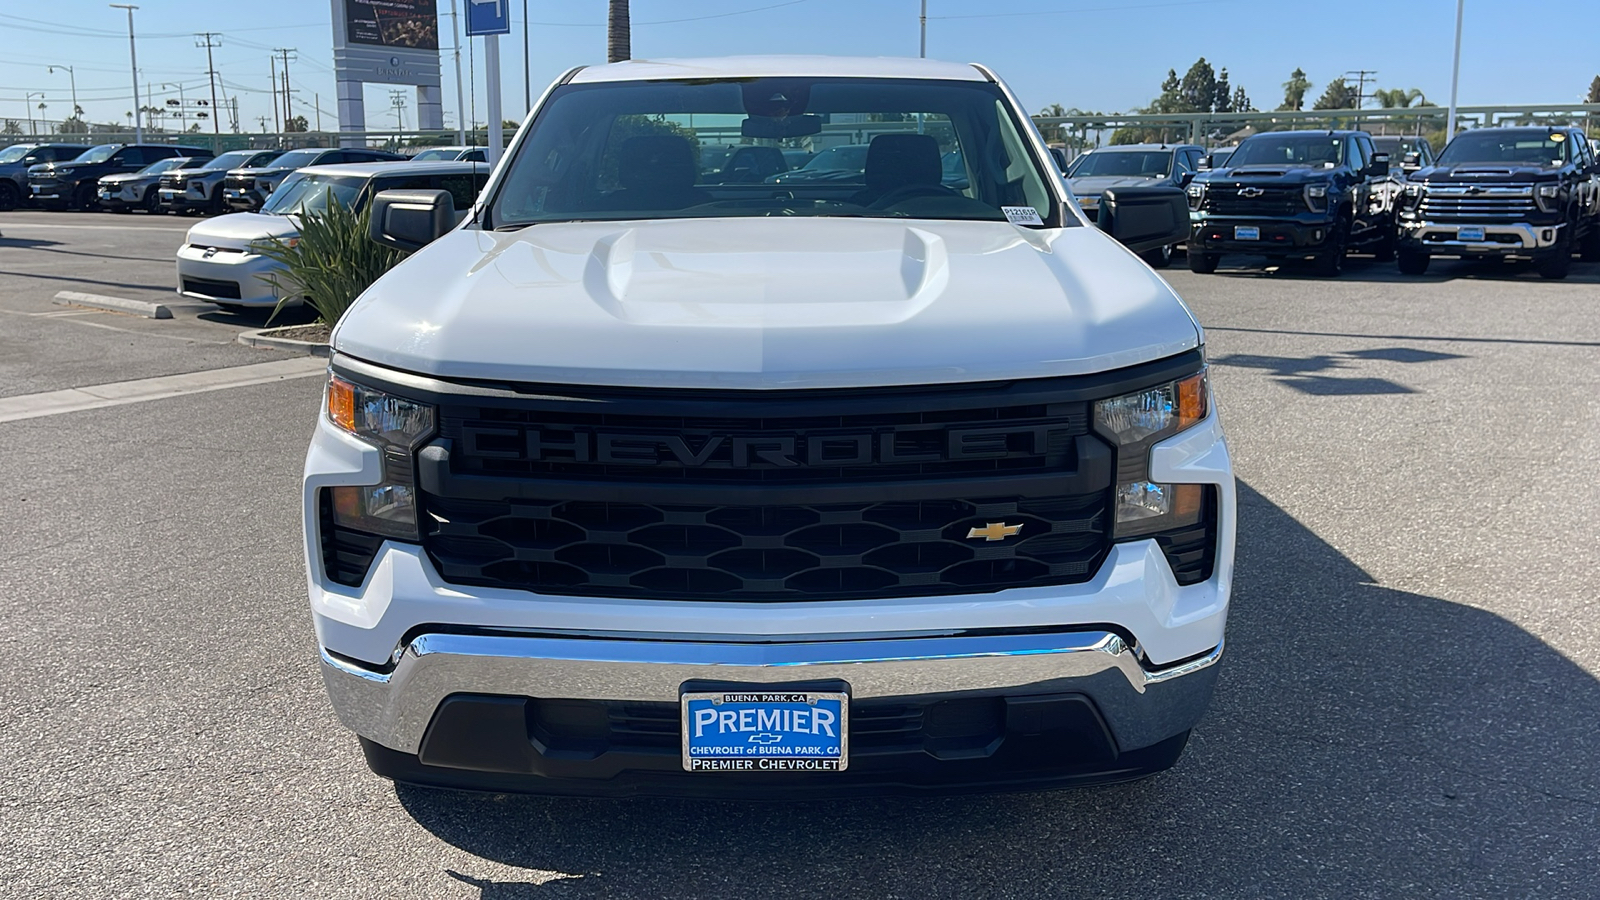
top-left (1368, 153), bottom-right (1390, 177)
top-left (1197, 155), bottom-right (1213, 171)
top-left (369, 189), bottom-right (455, 253)
top-left (1097, 185), bottom-right (1189, 254)
top-left (1048, 147), bottom-right (1070, 173)
top-left (1402, 151), bottom-right (1421, 168)
top-left (1178, 171), bottom-right (1195, 187)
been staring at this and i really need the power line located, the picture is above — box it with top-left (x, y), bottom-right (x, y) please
top-left (196, 32), bottom-right (222, 136)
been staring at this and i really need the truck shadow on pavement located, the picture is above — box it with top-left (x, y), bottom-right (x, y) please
top-left (1209, 346), bottom-right (1467, 396)
top-left (395, 480), bottom-right (1600, 898)
top-left (1204, 254), bottom-right (1600, 284)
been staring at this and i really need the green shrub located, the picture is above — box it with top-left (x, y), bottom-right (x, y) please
top-left (261, 195), bottom-right (408, 325)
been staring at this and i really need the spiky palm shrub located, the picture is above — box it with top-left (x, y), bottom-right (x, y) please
top-left (261, 194), bottom-right (407, 325)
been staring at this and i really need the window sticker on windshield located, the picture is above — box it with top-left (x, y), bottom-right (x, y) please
top-left (1003, 206), bottom-right (1044, 226)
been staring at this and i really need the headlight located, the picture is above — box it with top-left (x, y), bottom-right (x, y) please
top-left (1094, 369), bottom-right (1209, 538)
top-left (56, 168), bottom-right (74, 176)
top-left (1534, 183), bottom-right (1562, 212)
top-left (1304, 183), bottom-right (1329, 211)
top-left (248, 236), bottom-right (298, 254)
top-left (1186, 182), bottom-right (1206, 210)
top-left (324, 375), bottom-right (435, 540)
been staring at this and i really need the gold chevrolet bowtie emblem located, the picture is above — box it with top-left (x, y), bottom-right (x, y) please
top-left (967, 522), bottom-right (1023, 542)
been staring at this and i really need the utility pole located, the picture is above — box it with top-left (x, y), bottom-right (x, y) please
top-left (450, 0), bottom-right (466, 144)
top-left (275, 48), bottom-right (297, 129)
top-left (1447, 0), bottom-right (1464, 139)
top-left (314, 92), bottom-right (322, 132)
top-left (270, 55), bottom-right (280, 134)
top-left (389, 89), bottom-right (408, 130)
top-left (196, 32), bottom-right (222, 136)
top-left (110, 4), bottom-right (142, 143)
top-left (256, 115), bottom-right (269, 132)
top-left (919, 0), bottom-right (927, 58)
top-left (522, 0), bottom-right (531, 115)
top-left (1345, 70), bottom-right (1378, 108)
top-left (46, 66), bottom-right (78, 122)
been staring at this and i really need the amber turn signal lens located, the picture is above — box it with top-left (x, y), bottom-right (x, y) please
top-left (327, 375), bottom-right (356, 433)
top-left (1176, 371), bottom-right (1208, 429)
top-left (1173, 483), bottom-right (1204, 521)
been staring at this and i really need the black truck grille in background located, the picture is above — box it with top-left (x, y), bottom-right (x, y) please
top-left (1202, 186), bottom-right (1304, 216)
top-left (423, 493), bottom-right (1109, 601)
top-left (415, 380), bottom-right (1121, 602)
top-left (1418, 190), bottom-right (1535, 222)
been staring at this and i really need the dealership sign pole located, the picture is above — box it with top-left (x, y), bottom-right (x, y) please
top-left (331, 0), bottom-right (444, 146)
top-left (466, 0), bottom-right (512, 166)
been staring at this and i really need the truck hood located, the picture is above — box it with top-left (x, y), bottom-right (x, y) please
top-left (98, 172), bottom-right (147, 186)
top-left (1068, 174), bottom-right (1164, 194)
top-left (1413, 163), bottom-right (1563, 184)
top-left (183, 212), bottom-right (299, 250)
top-left (333, 217), bottom-right (1202, 390)
top-left (1200, 165), bottom-right (1337, 186)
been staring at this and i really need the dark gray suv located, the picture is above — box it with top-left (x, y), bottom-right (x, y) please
top-left (0, 143), bottom-right (91, 210)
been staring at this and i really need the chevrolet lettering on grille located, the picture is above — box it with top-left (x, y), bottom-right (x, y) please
top-left (459, 424), bottom-right (1080, 468)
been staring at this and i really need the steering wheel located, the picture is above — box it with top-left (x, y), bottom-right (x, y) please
top-left (867, 183), bottom-right (955, 209)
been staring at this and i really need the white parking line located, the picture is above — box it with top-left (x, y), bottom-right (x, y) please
top-left (0, 222), bottom-right (190, 233)
top-left (0, 357), bottom-right (327, 423)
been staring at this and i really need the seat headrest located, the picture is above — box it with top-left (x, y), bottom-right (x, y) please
top-left (864, 134), bottom-right (942, 193)
top-left (618, 135), bottom-right (698, 191)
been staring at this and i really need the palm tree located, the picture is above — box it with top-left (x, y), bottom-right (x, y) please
top-left (608, 0), bottom-right (630, 63)
top-left (1373, 87), bottom-right (1427, 109)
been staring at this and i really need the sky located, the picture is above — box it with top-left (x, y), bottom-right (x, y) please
top-left (1, 0), bottom-right (1597, 136)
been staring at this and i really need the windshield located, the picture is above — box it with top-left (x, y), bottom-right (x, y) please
top-left (411, 148), bottom-right (457, 161)
top-left (1227, 135), bottom-right (1345, 168)
top-left (268, 148), bottom-right (325, 169)
top-left (260, 172), bottom-right (366, 215)
top-left (0, 145), bottom-right (37, 164)
top-left (1067, 150), bottom-right (1171, 178)
top-left (490, 76), bottom-right (1059, 227)
top-left (203, 150), bottom-right (259, 170)
top-left (72, 145), bottom-right (120, 165)
top-left (1437, 131), bottom-right (1574, 167)
top-left (139, 158), bottom-right (188, 176)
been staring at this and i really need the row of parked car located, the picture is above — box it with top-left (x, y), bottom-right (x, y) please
top-left (1062, 125), bottom-right (1600, 279)
top-left (0, 141), bottom-right (486, 215)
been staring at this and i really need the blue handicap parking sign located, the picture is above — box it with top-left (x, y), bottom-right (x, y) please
top-left (466, 0), bottom-right (511, 36)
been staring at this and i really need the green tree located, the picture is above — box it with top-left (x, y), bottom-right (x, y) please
top-left (1312, 78), bottom-right (1358, 110)
top-left (1372, 87), bottom-right (1427, 109)
top-left (1279, 68), bottom-right (1312, 111)
top-left (58, 116), bottom-right (89, 134)
top-left (1214, 68), bottom-right (1232, 113)
top-left (3, 119), bottom-right (21, 135)
top-left (1178, 58), bottom-right (1217, 114)
top-left (285, 115), bottom-right (309, 133)
top-left (1586, 76), bottom-right (1600, 104)
top-left (1231, 86), bottom-right (1255, 113)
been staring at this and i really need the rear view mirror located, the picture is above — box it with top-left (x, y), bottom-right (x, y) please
top-left (1097, 186), bottom-right (1189, 254)
top-left (741, 115), bottom-right (823, 139)
top-left (369, 189), bottom-right (455, 253)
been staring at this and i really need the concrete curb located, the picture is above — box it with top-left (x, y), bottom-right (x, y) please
top-left (238, 326), bottom-right (331, 358)
top-left (53, 290), bottom-right (172, 319)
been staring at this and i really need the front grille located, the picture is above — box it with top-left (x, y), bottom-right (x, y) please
top-left (1202, 185), bottom-right (1305, 216)
top-left (402, 372), bottom-right (1155, 602)
top-left (159, 173), bottom-right (186, 188)
top-left (181, 277), bottom-right (241, 299)
top-left (423, 492), bottom-right (1109, 601)
top-left (1419, 187), bottom-right (1536, 221)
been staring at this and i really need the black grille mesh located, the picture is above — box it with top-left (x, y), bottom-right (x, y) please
top-left (423, 493), bottom-right (1109, 601)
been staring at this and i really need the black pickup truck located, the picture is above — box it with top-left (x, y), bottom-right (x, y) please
top-left (1394, 126), bottom-right (1600, 279)
top-left (1185, 130), bottom-right (1393, 276)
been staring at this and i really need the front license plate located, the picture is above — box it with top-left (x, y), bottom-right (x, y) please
top-left (1234, 225), bottom-right (1261, 240)
top-left (100, 190), bottom-right (113, 199)
top-left (1458, 226), bottom-right (1486, 241)
top-left (682, 690), bottom-right (848, 772)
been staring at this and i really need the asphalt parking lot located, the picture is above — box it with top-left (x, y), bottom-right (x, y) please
top-left (2, 212), bottom-right (1597, 898)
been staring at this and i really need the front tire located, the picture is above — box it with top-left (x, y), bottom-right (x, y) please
top-left (1312, 219), bottom-right (1349, 277)
top-left (1187, 251), bottom-right (1219, 274)
top-left (142, 189), bottom-right (161, 214)
top-left (70, 184), bottom-right (98, 212)
top-left (0, 181), bottom-right (19, 211)
top-left (1397, 250), bottom-right (1430, 275)
top-left (1140, 244), bottom-right (1174, 269)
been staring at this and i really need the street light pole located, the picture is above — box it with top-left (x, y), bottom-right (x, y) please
top-left (110, 4), bottom-right (142, 143)
top-left (1446, 0), bottom-right (1463, 139)
top-left (25, 92), bottom-right (44, 135)
top-left (919, 0), bottom-right (927, 58)
top-left (47, 66), bottom-right (78, 121)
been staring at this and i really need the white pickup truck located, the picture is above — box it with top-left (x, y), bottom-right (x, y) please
top-left (304, 55), bottom-right (1233, 797)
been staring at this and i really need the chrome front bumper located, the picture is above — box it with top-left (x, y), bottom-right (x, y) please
top-left (1400, 220), bottom-right (1564, 251)
top-left (322, 629), bottom-right (1224, 756)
